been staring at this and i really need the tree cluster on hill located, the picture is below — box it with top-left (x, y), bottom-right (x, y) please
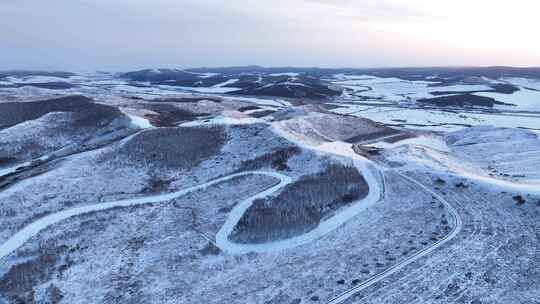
top-left (0, 95), bottom-right (121, 130)
top-left (238, 147), bottom-right (301, 171)
top-left (230, 163), bottom-right (368, 244)
top-left (98, 126), bottom-right (227, 173)
top-left (0, 96), bottom-right (131, 166)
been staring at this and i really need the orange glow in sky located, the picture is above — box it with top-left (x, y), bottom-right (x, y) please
top-left (1, 0), bottom-right (539, 69)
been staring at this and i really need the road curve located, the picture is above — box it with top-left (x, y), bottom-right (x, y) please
top-left (216, 159), bottom-right (382, 254)
top-left (0, 170), bottom-right (291, 261)
top-left (326, 171), bottom-right (463, 304)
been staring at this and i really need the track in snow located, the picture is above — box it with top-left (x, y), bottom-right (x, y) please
top-left (0, 171), bottom-right (290, 260)
top-left (326, 171), bottom-right (463, 304)
top-left (216, 158), bottom-right (383, 254)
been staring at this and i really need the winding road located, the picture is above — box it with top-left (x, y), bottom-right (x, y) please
top-left (0, 145), bottom-right (384, 260)
top-left (266, 132), bottom-right (464, 304)
top-left (1, 122), bottom-right (385, 261)
top-left (0, 119), bottom-right (465, 304)
top-left (0, 170), bottom-right (291, 260)
top-left (325, 170), bottom-right (463, 304)
top-left (216, 158), bottom-right (382, 254)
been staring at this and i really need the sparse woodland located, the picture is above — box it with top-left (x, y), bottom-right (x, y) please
top-left (230, 164), bottom-right (368, 243)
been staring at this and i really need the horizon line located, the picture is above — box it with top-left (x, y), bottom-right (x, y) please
top-left (2, 65), bottom-right (540, 73)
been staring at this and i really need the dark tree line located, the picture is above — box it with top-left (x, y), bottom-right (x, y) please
top-left (99, 126), bottom-right (227, 172)
top-left (238, 147), bottom-right (301, 171)
top-left (230, 164), bottom-right (368, 244)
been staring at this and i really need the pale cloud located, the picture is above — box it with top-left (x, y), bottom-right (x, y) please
top-left (0, 0), bottom-right (538, 70)
top-left (305, 0), bottom-right (436, 22)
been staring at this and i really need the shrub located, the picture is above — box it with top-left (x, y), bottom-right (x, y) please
top-left (0, 252), bottom-right (58, 302)
top-left (45, 283), bottom-right (64, 304)
top-left (513, 195), bottom-right (526, 205)
top-left (435, 178), bottom-right (446, 185)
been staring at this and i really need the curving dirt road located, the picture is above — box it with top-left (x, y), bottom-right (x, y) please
top-left (216, 158), bottom-right (383, 254)
top-left (325, 171), bottom-right (463, 304)
top-left (0, 170), bottom-right (291, 260)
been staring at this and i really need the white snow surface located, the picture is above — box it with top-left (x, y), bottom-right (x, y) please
top-left (503, 77), bottom-right (540, 91)
top-left (196, 72), bottom-right (220, 78)
top-left (228, 125), bottom-right (387, 254)
top-left (180, 114), bottom-right (261, 127)
top-left (330, 74), bottom-right (540, 131)
top-left (478, 89), bottom-right (540, 112)
top-left (369, 135), bottom-right (450, 152)
top-left (269, 72), bottom-right (300, 77)
top-left (4, 75), bottom-right (71, 83)
top-left (228, 96), bottom-right (292, 107)
top-left (212, 79), bottom-right (239, 88)
top-left (128, 115), bottom-right (153, 129)
top-left (0, 171), bottom-right (287, 260)
top-left (330, 104), bottom-right (540, 132)
top-left (333, 75), bottom-right (494, 102)
top-left (160, 85), bottom-right (241, 94)
top-left (0, 163), bottom-right (28, 178)
top-left (217, 141), bottom-right (382, 254)
top-left (383, 127), bottom-right (540, 194)
top-left (421, 148), bottom-right (540, 194)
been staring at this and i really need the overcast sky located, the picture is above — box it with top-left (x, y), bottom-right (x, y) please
top-left (1, 0), bottom-right (539, 71)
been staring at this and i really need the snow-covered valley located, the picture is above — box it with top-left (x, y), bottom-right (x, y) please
top-left (0, 67), bottom-right (539, 304)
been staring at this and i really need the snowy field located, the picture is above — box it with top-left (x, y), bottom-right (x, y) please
top-left (329, 104), bottom-right (540, 132)
top-left (332, 74), bottom-right (494, 102)
top-left (328, 74), bottom-right (540, 132)
top-left (0, 69), bottom-right (539, 304)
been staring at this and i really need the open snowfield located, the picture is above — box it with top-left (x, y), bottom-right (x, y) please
top-left (0, 68), bottom-right (539, 304)
top-left (329, 104), bottom-right (540, 132)
top-left (332, 74), bottom-right (494, 102)
top-left (481, 89), bottom-right (540, 112)
top-left (328, 73), bottom-right (540, 132)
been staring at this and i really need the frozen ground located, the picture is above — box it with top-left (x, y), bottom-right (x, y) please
top-left (329, 104), bottom-right (540, 132)
top-left (447, 126), bottom-right (540, 182)
top-left (0, 164), bottom-right (456, 304)
top-left (338, 170), bottom-right (539, 304)
top-left (0, 69), bottom-right (539, 304)
top-left (2, 70), bottom-right (539, 134)
top-left (328, 74), bottom-right (540, 132)
top-left (332, 74), bottom-right (492, 102)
